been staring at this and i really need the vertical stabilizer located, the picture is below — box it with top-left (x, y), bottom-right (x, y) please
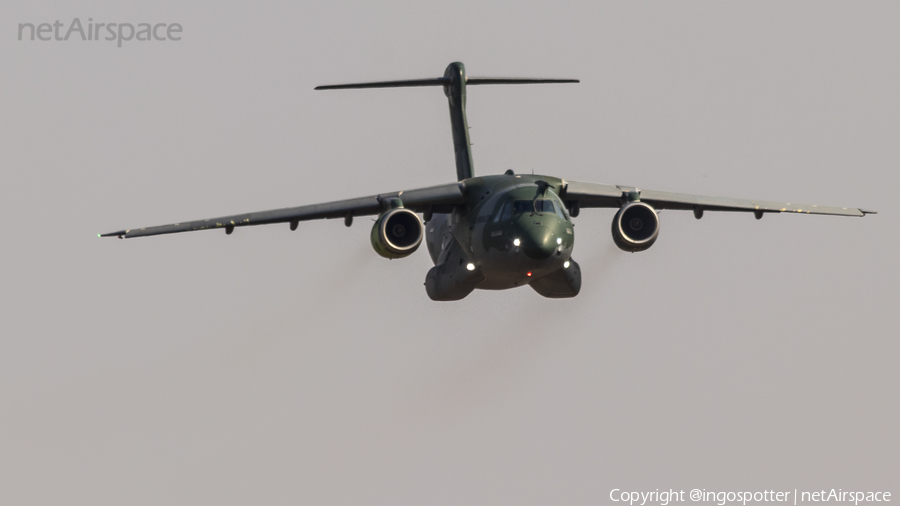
top-left (442, 62), bottom-right (474, 181)
top-left (315, 63), bottom-right (578, 183)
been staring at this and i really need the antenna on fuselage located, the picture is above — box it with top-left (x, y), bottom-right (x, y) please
top-left (315, 62), bottom-right (579, 182)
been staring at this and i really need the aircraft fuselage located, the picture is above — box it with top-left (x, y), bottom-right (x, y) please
top-left (100, 62), bottom-right (871, 302)
top-left (425, 173), bottom-right (575, 296)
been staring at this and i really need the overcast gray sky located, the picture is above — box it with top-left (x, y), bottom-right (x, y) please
top-left (2, 1), bottom-right (897, 504)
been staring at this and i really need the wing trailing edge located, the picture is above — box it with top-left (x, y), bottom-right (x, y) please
top-left (100, 182), bottom-right (466, 239)
top-left (561, 181), bottom-right (872, 218)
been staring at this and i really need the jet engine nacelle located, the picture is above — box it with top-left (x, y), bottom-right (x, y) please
top-left (612, 201), bottom-right (659, 252)
top-left (371, 208), bottom-right (424, 258)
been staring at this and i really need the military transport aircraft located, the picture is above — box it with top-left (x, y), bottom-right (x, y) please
top-left (101, 62), bottom-right (875, 300)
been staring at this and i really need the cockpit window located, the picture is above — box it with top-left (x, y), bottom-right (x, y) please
top-left (493, 202), bottom-right (513, 222)
top-left (536, 200), bottom-right (555, 214)
top-left (513, 201), bottom-right (534, 215)
top-left (494, 199), bottom-right (565, 222)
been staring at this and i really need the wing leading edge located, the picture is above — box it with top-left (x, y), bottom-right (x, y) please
top-left (101, 182), bottom-right (466, 239)
top-left (561, 180), bottom-right (875, 217)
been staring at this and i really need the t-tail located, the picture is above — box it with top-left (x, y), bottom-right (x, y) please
top-left (315, 62), bottom-right (579, 181)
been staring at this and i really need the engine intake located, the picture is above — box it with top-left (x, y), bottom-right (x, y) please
top-left (612, 201), bottom-right (659, 252)
top-left (371, 208), bottom-right (424, 258)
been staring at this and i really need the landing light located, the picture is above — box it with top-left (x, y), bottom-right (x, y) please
top-left (556, 237), bottom-right (562, 244)
top-left (564, 261), bottom-right (570, 269)
top-left (466, 263), bottom-right (475, 271)
top-left (513, 238), bottom-right (520, 247)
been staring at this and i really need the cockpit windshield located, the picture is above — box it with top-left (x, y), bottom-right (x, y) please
top-left (535, 200), bottom-right (556, 214)
top-left (513, 201), bottom-right (535, 215)
top-left (494, 199), bottom-right (567, 222)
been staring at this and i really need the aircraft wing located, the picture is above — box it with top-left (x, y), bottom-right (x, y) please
top-left (561, 180), bottom-right (875, 217)
top-left (101, 182), bottom-right (466, 239)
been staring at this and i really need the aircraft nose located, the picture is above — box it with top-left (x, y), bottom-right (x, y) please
top-left (521, 226), bottom-right (556, 260)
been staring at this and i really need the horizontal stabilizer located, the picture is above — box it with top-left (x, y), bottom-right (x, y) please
top-left (316, 78), bottom-right (450, 90)
top-left (313, 63), bottom-right (579, 182)
top-left (315, 77), bottom-right (579, 90)
top-left (467, 78), bottom-right (579, 85)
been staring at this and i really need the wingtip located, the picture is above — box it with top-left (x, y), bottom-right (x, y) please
top-left (860, 209), bottom-right (878, 215)
top-left (100, 230), bottom-right (127, 238)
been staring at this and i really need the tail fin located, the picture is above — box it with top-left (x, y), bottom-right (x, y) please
top-left (315, 62), bottom-right (579, 181)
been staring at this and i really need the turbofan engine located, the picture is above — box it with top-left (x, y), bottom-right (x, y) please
top-left (611, 201), bottom-right (659, 252)
top-left (370, 208), bottom-right (424, 258)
